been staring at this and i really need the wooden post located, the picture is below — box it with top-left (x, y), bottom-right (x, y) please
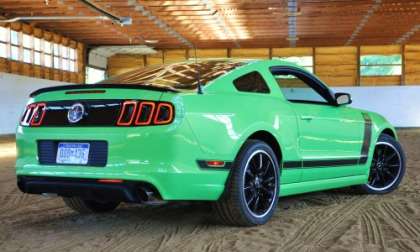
top-left (312, 47), bottom-right (316, 74)
top-left (401, 44), bottom-right (405, 85)
top-left (356, 46), bottom-right (361, 86)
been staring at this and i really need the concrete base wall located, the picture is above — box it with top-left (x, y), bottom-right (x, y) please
top-left (0, 72), bottom-right (72, 135)
top-left (0, 72), bottom-right (419, 134)
top-left (334, 86), bottom-right (420, 128)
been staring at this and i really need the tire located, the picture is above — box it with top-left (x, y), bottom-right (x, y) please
top-left (214, 140), bottom-right (280, 226)
top-left (356, 133), bottom-right (406, 194)
top-left (63, 197), bottom-right (120, 214)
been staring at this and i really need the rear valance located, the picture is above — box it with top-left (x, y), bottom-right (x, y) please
top-left (30, 84), bottom-right (179, 97)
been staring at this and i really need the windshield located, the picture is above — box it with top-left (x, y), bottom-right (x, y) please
top-left (97, 60), bottom-right (246, 90)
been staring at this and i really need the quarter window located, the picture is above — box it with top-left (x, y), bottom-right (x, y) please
top-left (233, 71), bottom-right (270, 93)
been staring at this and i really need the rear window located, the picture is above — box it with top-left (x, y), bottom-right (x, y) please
top-left (98, 60), bottom-right (246, 90)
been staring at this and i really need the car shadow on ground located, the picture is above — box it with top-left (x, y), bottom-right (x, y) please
top-left (13, 186), bottom-right (364, 231)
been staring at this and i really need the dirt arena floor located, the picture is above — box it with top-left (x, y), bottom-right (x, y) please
top-left (1, 129), bottom-right (420, 252)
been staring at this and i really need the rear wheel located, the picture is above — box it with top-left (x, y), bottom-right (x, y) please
top-left (357, 134), bottom-right (405, 194)
top-left (214, 140), bottom-right (279, 226)
top-left (63, 197), bottom-right (120, 214)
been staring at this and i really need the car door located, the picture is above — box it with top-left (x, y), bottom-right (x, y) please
top-left (270, 66), bottom-right (366, 181)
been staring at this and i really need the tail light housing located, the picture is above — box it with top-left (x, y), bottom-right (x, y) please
top-left (117, 100), bottom-right (174, 127)
top-left (20, 103), bottom-right (47, 127)
top-left (117, 100), bottom-right (138, 126)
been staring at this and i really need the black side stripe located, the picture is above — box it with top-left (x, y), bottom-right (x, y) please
top-left (283, 159), bottom-right (359, 169)
top-left (359, 112), bottom-right (372, 164)
top-left (283, 112), bottom-right (372, 169)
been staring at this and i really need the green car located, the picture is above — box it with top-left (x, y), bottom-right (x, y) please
top-left (16, 60), bottom-right (406, 226)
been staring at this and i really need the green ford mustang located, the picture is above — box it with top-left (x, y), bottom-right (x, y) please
top-left (16, 59), bottom-right (406, 226)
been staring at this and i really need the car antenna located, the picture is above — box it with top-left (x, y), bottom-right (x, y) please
top-left (193, 46), bottom-right (203, 94)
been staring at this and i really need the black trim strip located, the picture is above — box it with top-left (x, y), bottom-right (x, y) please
top-left (30, 84), bottom-right (178, 97)
top-left (359, 112), bottom-right (372, 164)
top-left (283, 161), bottom-right (302, 168)
top-left (283, 158), bottom-right (359, 169)
top-left (197, 160), bottom-right (232, 170)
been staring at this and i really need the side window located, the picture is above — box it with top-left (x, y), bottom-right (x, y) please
top-left (272, 71), bottom-right (329, 104)
top-left (233, 71), bottom-right (270, 93)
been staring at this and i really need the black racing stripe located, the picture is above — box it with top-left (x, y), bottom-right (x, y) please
top-left (283, 161), bottom-right (302, 169)
top-left (283, 158), bottom-right (359, 169)
top-left (303, 158), bottom-right (359, 167)
top-left (359, 112), bottom-right (372, 164)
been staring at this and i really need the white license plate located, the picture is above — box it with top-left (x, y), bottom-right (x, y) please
top-left (56, 142), bottom-right (90, 165)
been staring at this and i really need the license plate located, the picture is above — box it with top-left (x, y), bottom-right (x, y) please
top-left (56, 142), bottom-right (90, 165)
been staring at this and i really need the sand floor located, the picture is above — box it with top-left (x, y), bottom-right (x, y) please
top-left (1, 129), bottom-right (420, 252)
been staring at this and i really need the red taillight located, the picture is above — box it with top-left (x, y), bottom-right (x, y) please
top-left (20, 103), bottom-right (46, 126)
top-left (30, 103), bottom-right (46, 126)
top-left (117, 100), bottom-right (174, 126)
top-left (134, 101), bottom-right (155, 125)
top-left (97, 179), bottom-right (124, 183)
top-left (117, 100), bottom-right (138, 126)
top-left (153, 103), bottom-right (174, 125)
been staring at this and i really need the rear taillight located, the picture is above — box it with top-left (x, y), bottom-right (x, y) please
top-left (117, 100), bottom-right (174, 126)
top-left (135, 102), bottom-right (155, 125)
top-left (153, 103), bottom-right (174, 125)
top-left (20, 103), bottom-right (47, 127)
top-left (117, 100), bottom-right (138, 126)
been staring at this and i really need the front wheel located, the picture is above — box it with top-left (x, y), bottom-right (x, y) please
top-left (357, 134), bottom-right (406, 194)
top-left (214, 140), bottom-right (279, 226)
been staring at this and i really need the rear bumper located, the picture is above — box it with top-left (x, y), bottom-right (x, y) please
top-left (16, 123), bottom-right (231, 201)
top-left (17, 176), bottom-right (160, 203)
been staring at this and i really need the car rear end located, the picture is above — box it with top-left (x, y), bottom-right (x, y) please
top-left (16, 85), bottom-right (229, 203)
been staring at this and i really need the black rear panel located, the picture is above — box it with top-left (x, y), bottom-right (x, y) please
top-left (38, 140), bottom-right (108, 167)
top-left (41, 99), bottom-right (122, 127)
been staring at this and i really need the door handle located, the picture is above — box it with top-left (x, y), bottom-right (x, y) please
top-left (300, 116), bottom-right (314, 121)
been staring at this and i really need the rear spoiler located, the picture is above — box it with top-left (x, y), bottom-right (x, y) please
top-left (30, 84), bottom-right (179, 97)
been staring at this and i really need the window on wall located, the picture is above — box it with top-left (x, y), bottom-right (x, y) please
top-left (360, 55), bottom-right (402, 76)
top-left (43, 40), bottom-right (52, 67)
top-left (22, 34), bottom-right (32, 63)
top-left (0, 27), bottom-right (7, 58)
top-left (86, 67), bottom-right (106, 84)
top-left (10, 30), bottom-right (20, 61)
top-left (275, 56), bottom-right (314, 73)
top-left (0, 26), bottom-right (77, 72)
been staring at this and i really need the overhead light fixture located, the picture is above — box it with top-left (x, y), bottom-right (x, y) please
top-left (80, 0), bottom-right (132, 26)
top-left (286, 11), bottom-right (301, 17)
top-left (145, 40), bottom-right (159, 44)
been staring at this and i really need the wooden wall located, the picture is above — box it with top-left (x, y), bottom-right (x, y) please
top-left (0, 22), bottom-right (85, 83)
top-left (107, 44), bottom-right (420, 87)
top-left (108, 54), bottom-right (144, 77)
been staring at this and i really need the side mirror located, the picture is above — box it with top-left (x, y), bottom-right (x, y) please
top-left (335, 92), bottom-right (352, 106)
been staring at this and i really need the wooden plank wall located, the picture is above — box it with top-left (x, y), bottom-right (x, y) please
top-left (107, 54), bottom-right (144, 76)
top-left (0, 22), bottom-right (85, 83)
top-left (107, 45), bottom-right (420, 86)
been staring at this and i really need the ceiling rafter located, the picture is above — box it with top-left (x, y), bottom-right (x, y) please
top-left (345, 0), bottom-right (382, 46)
top-left (127, 0), bottom-right (194, 48)
top-left (287, 0), bottom-right (298, 48)
top-left (395, 24), bottom-right (420, 44)
top-left (0, 0), bottom-right (420, 48)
